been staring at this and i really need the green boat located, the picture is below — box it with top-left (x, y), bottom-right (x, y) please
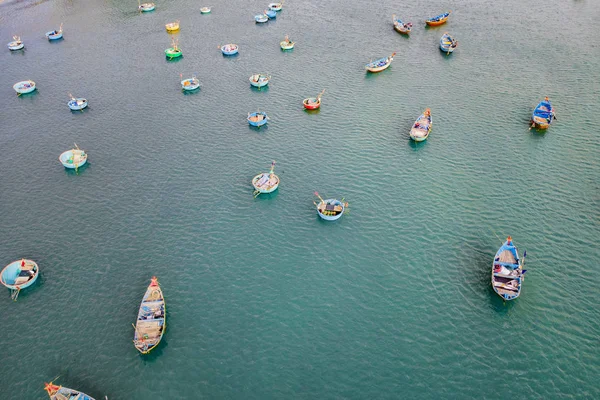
top-left (165, 39), bottom-right (182, 59)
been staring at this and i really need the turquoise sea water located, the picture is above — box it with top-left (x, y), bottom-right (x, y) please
top-left (1, 0), bottom-right (599, 398)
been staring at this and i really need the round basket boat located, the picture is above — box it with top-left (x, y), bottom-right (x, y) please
top-left (200, 7), bottom-right (211, 14)
top-left (7, 36), bottom-right (24, 50)
top-left (255, 14), bottom-right (269, 23)
top-left (139, 2), bottom-right (155, 12)
top-left (280, 38), bottom-right (294, 50)
top-left (13, 80), bottom-right (36, 94)
top-left (181, 77), bottom-right (200, 91)
top-left (68, 97), bottom-right (88, 111)
top-left (266, 10), bottom-right (277, 19)
top-left (247, 111), bottom-right (268, 127)
top-left (59, 146), bottom-right (88, 169)
top-left (221, 44), bottom-right (238, 55)
top-left (165, 47), bottom-right (182, 59)
top-left (45, 28), bottom-right (63, 40)
top-left (316, 199), bottom-right (346, 221)
top-left (249, 74), bottom-right (270, 88)
top-left (269, 2), bottom-right (283, 11)
top-left (1, 259), bottom-right (39, 292)
top-left (252, 162), bottom-right (279, 195)
top-left (303, 98), bottom-right (320, 110)
top-left (165, 21), bottom-right (180, 32)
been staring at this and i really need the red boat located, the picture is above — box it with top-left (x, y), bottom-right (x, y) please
top-left (303, 89), bottom-right (325, 110)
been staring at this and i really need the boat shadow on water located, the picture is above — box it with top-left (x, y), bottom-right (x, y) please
top-left (166, 56), bottom-right (183, 63)
top-left (253, 189), bottom-right (279, 201)
top-left (137, 337), bottom-right (168, 361)
top-left (303, 107), bottom-right (320, 115)
top-left (250, 85), bottom-right (269, 93)
top-left (408, 138), bottom-right (427, 150)
top-left (63, 162), bottom-right (90, 175)
top-left (182, 88), bottom-right (200, 96)
top-left (248, 124), bottom-right (268, 133)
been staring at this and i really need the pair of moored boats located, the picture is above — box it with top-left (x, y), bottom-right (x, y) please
top-left (255, 2), bottom-right (283, 22)
top-left (392, 11), bottom-right (451, 34)
top-left (6, 23), bottom-right (63, 50)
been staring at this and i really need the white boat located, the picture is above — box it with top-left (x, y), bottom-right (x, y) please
top-left (59, 144), bottom-right (88, 169)
top-left (7, 36), bottom-right (24, 50)
top-left (68, 94), bottom-right (88, 111)
top-left (252, 161), bottom-right (279, 197)
top-left (181, 75), bottom-right (200, 91)
top-left (138, 1), bottom-right (155, 12)
top-left (13, 80), bottom-right (36, 94)
top-left (200, 7), bottom-right (211, 14)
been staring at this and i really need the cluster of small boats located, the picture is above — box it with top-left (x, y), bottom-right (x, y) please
top-left (391, 12), bottom-right (458, 55)
top-left (6, 23), bottom-right (63, 52)
top-left (255, 2), bottom-right (283, 23)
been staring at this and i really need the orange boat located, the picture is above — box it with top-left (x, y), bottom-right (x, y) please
top-left (426, 11), bottom-right (450, 26)
top-left (303, 90), bottom-right (325, 110)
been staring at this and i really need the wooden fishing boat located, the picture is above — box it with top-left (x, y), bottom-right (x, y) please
top-left (255, 13), bottom-right (269, 23)
top-left (221, 43), bottom-right (238, 55)
top-left (426, 11), bottom-right (450, 26)
top-left (249, 73), bottom-right (270, 88)
top-left (59, 144), bottom-right (88, 169)
top-left (392, 15), bottom-right (412, 34)
top-left (314, 192), bottom-right (348, 221)
top-left (13, 80), bottom-right (36, 95)
top-left (266, 9), bottom-right (277, 19)
top-left (492, 236), bottom-right (526, 301)
top-left (45, 381), bottom-right (95, 400)
top-left (165, 21), bottom-right (180, 32)
top-left (200, 7), bottom-right (211, 14)
top-left (365, 52), bottom-right (396, 72)
top-left (269, 2), bottom-right (283, 11)
top-left (280, 35), bottom-right (295, 50)
top-left (247, 111), bottom-right (268, 127)
top-left (252, 161), bottom-right (279, 196)
top-left (531, 97), bottom-right (555, 130)
top-left (45, 24), bottom-right (63, 40)
top-left (165, 39), bottom-right (182, 59)
top-left (133, 276), bottom-right (166, 354)
top-left (68, 94), bottom-right (88, 111)
top-left (180, 74), bottom-right (200, 91)
top-left (1, 259), bottom-right (39, 300)
top-left (409, 108), bottom-right (432, 141)
top-left (303, 89), bottom-right (325, 110)
top-left (138, 1), bottom-right (155, 12)
top-left (7, 36), bottom-right (24, 50)
top-left (440, 32), bottom-right (458, 54)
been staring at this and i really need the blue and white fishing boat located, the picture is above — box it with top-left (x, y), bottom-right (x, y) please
top-left (134, 276), bottom-right (166, 354)
top-left (392, 15), bottom-right (412, 34)
top-left (221, 43), bottom-right (238, 55)
top-left (1, 259), bottom-right (39, 300)
top-left (180, 74), bottom-right (200, 91)
top-left (138, 0), bottom-right (155, 12)
top-left (252, 161), bottom-right (279, 197)
top-left (7, 36), bottom-right (24, 50)
top-left (266, 9), bottom-right (277, 19)
top-left (59, 144), bottom-right (88, 169)
top-left (45, 24), bottom-right (63, 40)
top-left (440, 32), bottom-right (458, 54)
top-left (492, 236), bottom-right (526, 301)
top-left (45, 381), bottom-right (95, 400)
top-left (68, 94), bottom-right (88, 111)
top-left (248, 111), bottom-right (268, 127)
top-left (268, 2), bottom-right (283, 11)
top-left (13, 80), bottom-right (36, 95)
top-left (409, 108), bottom-right (432, 141)
top-left (249, 73), bottom-right (270, 88)
top-left (531, 97), bottom-right (555, 130)
top-left (255, 13), bottom-right (269, 23)
top-left (314, 192), bottom-right (348, 221)
top-left (365, 52), bottom-right (396, 72)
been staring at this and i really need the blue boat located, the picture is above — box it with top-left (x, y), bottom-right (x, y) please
top-left (440, 32), bottom-right (458, 54)
top-left (314, 192), bottom-right (348, 221)
top-left (247, 111), bottom-right (268, 127)
top-left (221, 43), bottom-right (238, 55)
top-left (59, 144), bottom-right (88, 169)
top-left (1, 259), bottom-right (39, 300)
top-left (255, 13), bottom-right (269, 23)
top-left (68, 95), bottom-right (88, 111)
top-left (492, 236), bottom-right (526, 301)
top-left (266, 9), bottom-right (276, 19)
top-left (45, 381), bottom-right (95, 400)
top-left (45, 24), bottom-right (63, 40)
top-left (249, 73), bottom-right (270, 88)
top-left (252, 161), bottom-right (279, 196)
top-left (531, 97), bottom-right (555, 130)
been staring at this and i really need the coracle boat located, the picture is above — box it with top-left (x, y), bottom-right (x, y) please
top-left (280, 34), bottom-right (295, 50)
top-left (531, 97), bottom-right (555, 130)
top-left (268, 2), bottom-right (283, 11)
top-left (45, 381), bottom-right (95, 400)
top-left (45, 24), bottom-right (63, 40)
top-left (1, 259), bottom-right (39, 300)
top-left (138, 0), bottom-right (155, 12)
top-left (8, 36), bottom-right (24, 50)
top-left (180, 74), bottom-right (200, 91)
top-left (59, 144), bottom-right (88, 170)
top-left (410, 108), bottom-right (432, 141)
top-left (365, 52), bottom-right (396, 73)
top-left (255, 13), bottom-right (269, 23)
top-left (392, 15), bottom-right (412, 34)
top-left (247, 111), bottom-right (269, 127)
top-left (201, 7), bottom-right (211, 14)
top-left (221, 43), bottom-right (238, 55)
top-left (440, 32), bottom-right (458, 54)
top-left (314, 192), bottom-right (348, 221)
top-left (133, 276), bottom-right (166, 354)
top-left (252, 161), bottom-right (279, 197)
top-left (68, 94), bottom-right (88, 111)
top-left (249, 73), bottom-right (270, 89)
top-left (165, 39), bottom-right (182, 59)
top-left (492, 236), bottom-right (527, 301)
top-left (13, 80), bottom-right (36, 95)
top-left (165, 21), bottom-right (180, 32)
top-left (426, 11), bottom-right (450, 26)
top-left (303, 89), bottom-right (325, 110)
top-left (266, 9), bottom-right (277, 19)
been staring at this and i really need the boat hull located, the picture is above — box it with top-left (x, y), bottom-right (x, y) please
top-left (59, 150), bottom-right (88, 169)
top-left (426, 19), bottom-right (447, 26)
top-left (200, 8), bottom-right (211, 14)
top-left (317, 199), bottom-right (345, 221)
top-left (134, 277), bottom-right (166, 354)
top-left (255, 15), bottom-right (269, 23)
top-left (48, 386), bottom-right (95, 400)
top-left (248, 112), bottom-right (268, 127)
top-left (280, 42), bottom-right (294, 50)
top-left (13, 81), bottom-right (36, 94)
top-left (165, 49), bottom-right (182, 58)
top-left (366, 63), bottom-right (391, 73)
top-left (303, 99), bottom-right (320, 110)
top-left (46, 32), bottom-right (63, 40)
top-left (1, 260), bottom-right (39, 290)
top-left (531, 99), bottom-right (554, 130)
top-left (8, 42), bottom-right (24, 50)
top-left (221, 45), bottom-right (238, 55)
top-left (68, 99), bottom-right (88, 110)
top-left (269, 3), bottom-right (283, 11)
top-left (394, 26), bottom-right (411, 34)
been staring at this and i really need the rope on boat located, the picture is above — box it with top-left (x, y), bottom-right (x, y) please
top-left (11, 287), bottom-right (21, 301)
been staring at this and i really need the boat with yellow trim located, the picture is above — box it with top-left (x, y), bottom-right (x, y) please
top-left (133, 276), bottom-right (165, 354)
top-left (426, 11), bottom-right (450, 26)
top-left (165, 21), bottom-right (180, 32)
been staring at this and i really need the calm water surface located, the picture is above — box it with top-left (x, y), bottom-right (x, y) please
top-left (0, 0), bottom-right (599, 399)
